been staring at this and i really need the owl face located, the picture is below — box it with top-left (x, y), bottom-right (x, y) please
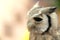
top-left (27, 7), bottom-right (56, 34)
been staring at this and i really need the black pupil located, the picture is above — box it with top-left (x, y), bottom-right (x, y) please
top-left (33, 17), bottom-right (42, 21)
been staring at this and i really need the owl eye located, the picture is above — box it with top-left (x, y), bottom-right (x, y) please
top-left (33, 17), bottom-right (42, 22)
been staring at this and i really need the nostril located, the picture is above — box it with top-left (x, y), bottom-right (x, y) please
top-left (33, 17), bottom-right (42, 22)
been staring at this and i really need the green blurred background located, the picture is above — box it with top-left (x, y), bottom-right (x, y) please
top-left (55, 0), bottom-right (60, 9)
top-left (55, 0), bottom-right (60, 24)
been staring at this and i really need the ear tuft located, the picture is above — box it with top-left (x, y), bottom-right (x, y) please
top-left (49, 7), bottom-right (57, 13)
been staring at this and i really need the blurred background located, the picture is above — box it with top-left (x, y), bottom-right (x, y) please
top-left (0, 0), bottom-right (60, 40)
